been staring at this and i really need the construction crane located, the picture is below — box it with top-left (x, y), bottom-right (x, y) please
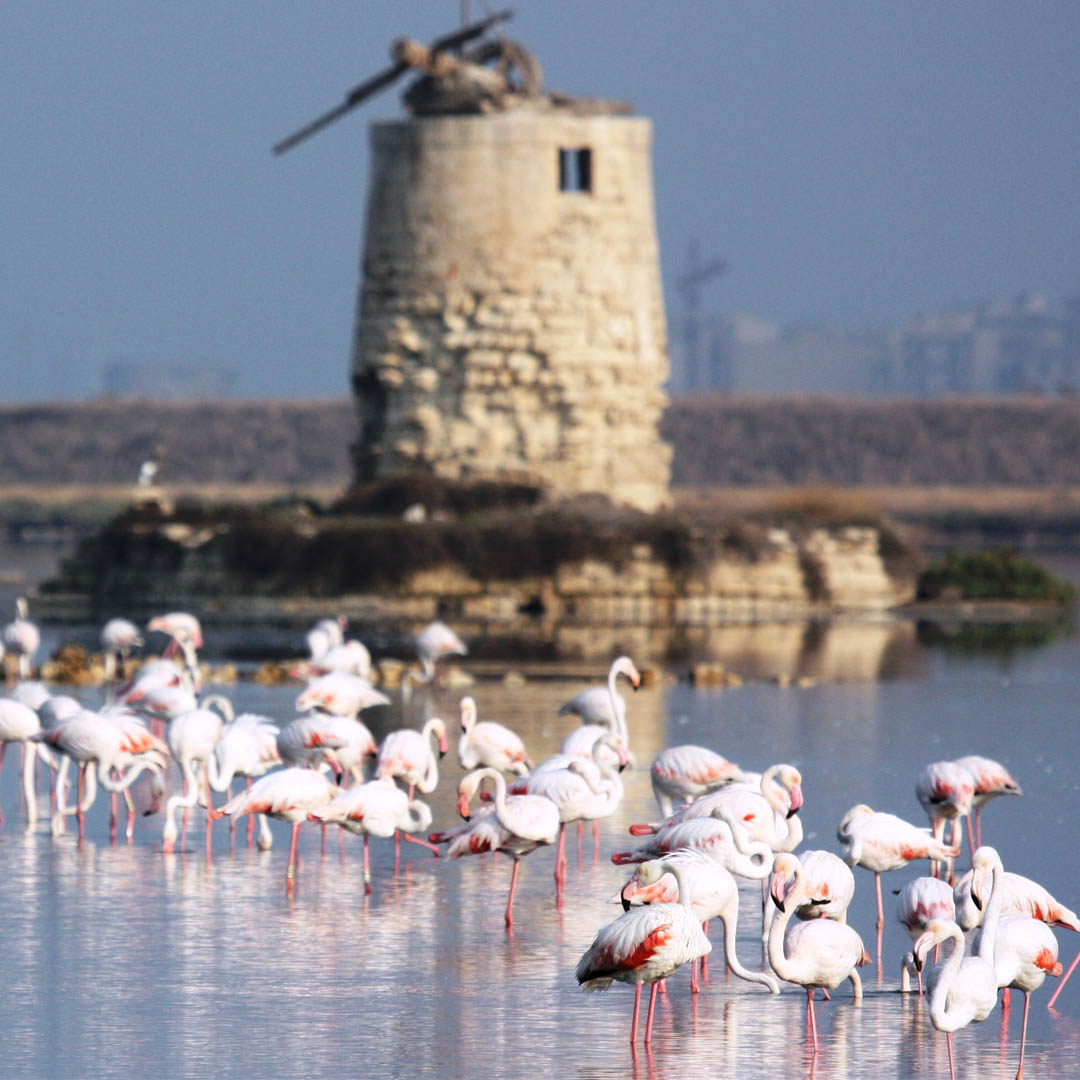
top-left (676, 238), bottom-right (727, 391)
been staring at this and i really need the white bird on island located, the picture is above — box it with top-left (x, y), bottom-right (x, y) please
top-left (576, 857), bottom-right (712, 1046)
top-left (209, 767), bottom-right (340, 892)
top-left (401, 620), bottom-right (467, 700)
top-left (648, 744), bottom-right (746, 817)
top-left (3, 597), bottom-right (40, 681)
top-left (912, 918), bottom-right (998, 1080)
top-left (307, 778), bottom-right (433, 894)
top-left (767, 852), bottom-right (870, 1055)
top-left (457, 696), bottom-right (531, 777)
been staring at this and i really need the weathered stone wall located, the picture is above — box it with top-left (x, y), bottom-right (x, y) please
top-left (351, 112), bottom-right (671, 511)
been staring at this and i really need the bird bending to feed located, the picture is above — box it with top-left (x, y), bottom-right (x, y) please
top-left (897, 876), bottom-right (956, 993)
top-left (970, 846), bottom-right (1063, 1077)
top-left (577, 857), bottom-right (712, 1045)
top-left (457, 696), bottom-right (531, 776)
top-left (618, 848), bottom-right (779, 996)
top-left (309, 778), bottom-right (433, 893)
top-left (453, 766), bottom-right (559, 928)
top-left (915, 759), bottom-right (975, 861)
top-left (0, 698), bottom-right (56, 825)
top-left (209, 767), bottom-right (340, 892)
top-left (913, 918), bottom-right (997, 1080)
top-left (100, 618), bottom-right (143, 683)
top-left (647, 744), bottom-right (745, 818)
top-left (951, 754), bottom-right (1021, 848)
top-left (295, 672), bottom-right (390, 717)
top-left (211, 710), bottom-right (281, 849)
top-left (767, 852), bottom-right (869, 1054)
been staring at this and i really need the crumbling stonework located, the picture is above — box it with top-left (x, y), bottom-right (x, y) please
top-left (351, 111), bottom-right (671, 511)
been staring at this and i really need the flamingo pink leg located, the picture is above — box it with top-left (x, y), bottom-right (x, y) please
top-left (109, 791), bottom-right (119, 844)
top-left (629, 983), bottom-right (643, 1043)
top-left (592, 819), bottom-right (600, 861)
top-left (1047, 945), bottom-right (1080, 1009)
top-left (807, 988), bottom-right (819, 1053)
top-left (363, 834), bottom-right (372, 895)
top-left (946, 1030), bottom-right (957, 1080)
top-left (0, 743), bottom-right (7, 826)
top-left (554, 823), bottom-right (567, 888)
top-left (1016, 991), bottom-right (1030, 1079)
top-left (76, 764), bottom-right (86, 842)
top-left (644, 981), bottom-right (661, 1045)
top-left (205, 772), bottom-right (214, 860)
top-left (700, 920), bottom-right (709, 980)
top-left (690, 959), bottom-right (700, 995)
top-left (505, 857), bottom-right (521, 927)
top-left (285, 822), bottom-right (301, 892)
top-left (403, 831), bottom-right (442, 855)
top-left (246, 778), bottom-right (255, 845)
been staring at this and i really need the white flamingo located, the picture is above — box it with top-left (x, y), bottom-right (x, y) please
top-left (897, 875), bottom-right (956, 992)
top-left (915, 759), bottom-right (976, 861)
top-left (99, 618), bottom-right (143, 683)
top-left (401, 620), bottom-right (467, 699)
top-left (0, 698), bottom-right (56, 825)
top-left (559, 656), bottom-right (640, 769)
top-left (457, 696), bottom-right (531, 776)
top-left (952, 754), bottom-right (1021, 848)
top-left (767, 852), bottom-right (869, 1054)
top-left (648, 744), bottom-right (745, 817)
top-left (576, 857), bottom-right (712, 1045)
top-left (3, 598), bottom-right (40, 681)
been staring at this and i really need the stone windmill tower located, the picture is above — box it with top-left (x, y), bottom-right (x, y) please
top-left (276, 12), bottom-right (671, 511)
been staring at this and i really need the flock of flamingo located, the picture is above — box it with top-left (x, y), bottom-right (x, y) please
top-left (0, 596), bottom-right (1076, 1078)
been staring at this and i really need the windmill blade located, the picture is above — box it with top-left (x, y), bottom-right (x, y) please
top-left (273, 8), bottom-right (515, 155)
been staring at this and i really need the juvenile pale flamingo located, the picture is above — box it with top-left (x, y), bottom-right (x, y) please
top-left (577, 857), bottom-right (712, 1045)
top-left (767, 852), bottom-right (870, 1054)
top-left (648, 744), bottom-right (745, 817)
top-left (971, 845), bottom-right (1064, 1077)
top-left (837, 803), bottom-right (960, 965)
top-left (952, 754), bottom-right (1021, 848)
top-left (457, 696), bottom-right (531, 777)
top-left (915, 759), bottom-right (976, 863)
top-left (208, 767), bottom-right (339, 892)
top-left (618, 848), bottom-right (779, 996)
top-left (912, 918), bottom-right (998, 1080)
top-left (454, 766), bottom-right (559, 927)
top-left (307, 778), bottom-right (433, 893)
top-left (897, 875), bottom-right (956, 992)
top-left (401, 620), bottom-right (467, 699)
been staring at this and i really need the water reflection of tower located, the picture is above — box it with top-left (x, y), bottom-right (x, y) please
top-left (676, 238), bottom-right (727, 391)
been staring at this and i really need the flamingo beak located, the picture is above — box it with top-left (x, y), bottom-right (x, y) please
top-left (769, 871), bottom-right (790, 912)
top-left (620, 879), bottom-right (636, 912)
top-left (786, 783), bottom-right (804, 819)
top-left (439, 736), bottom-right (448, 758)
top-left (457, 791), bottom-right (471, 820)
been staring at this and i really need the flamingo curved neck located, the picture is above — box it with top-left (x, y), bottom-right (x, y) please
top-left (929, 925), bottom-right (967, 1027)
top-left (975, 858), bottom-right (1004, 965)
top-left (606, 664), bottom-right (627, 743)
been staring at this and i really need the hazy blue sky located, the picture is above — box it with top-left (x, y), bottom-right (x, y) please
top-left (4, 2), bottom-right (1079, 401)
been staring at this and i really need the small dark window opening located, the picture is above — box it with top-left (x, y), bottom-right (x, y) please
top-left (559, 147), bottom-right (593, 193)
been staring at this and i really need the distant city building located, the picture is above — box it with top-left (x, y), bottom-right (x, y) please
top-left (670, 292), bottom-right (1080, 397)
top-left (103, 361), bottom-right (237, 398)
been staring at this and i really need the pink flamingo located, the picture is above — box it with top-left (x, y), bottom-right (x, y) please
top-left (3, 598), bottom-right (40, 681)
top-left (915, 760), bottom-right (976, 863)
top-left (208, 767), bottom-right (339, 891)
top-left (147, 611), bottom-right (203, 652)
top-left (897, 875), bottom-right (955, 992)
top-left (161, 695), bottom-right (231, 854)
top-left (837, 803), bottom-right (960, 965)
top-left (454, 766), bottom-right (559, 927)
top-left (619, 848), bottom-right (779, 996)
top-left (971, 846), bottom-right (1065, 1077)
top-left (577, 857), bottom-right (712, 1045)
top-left (211, 710), bottom-right (281, 849)
top-left (307, 778), bottom-right (432, 893)
top-left (912, 918), bottom-right (998, 1080)
top-left (457, 696), bottom-right (531, 777)
top-left (99, 618), bottom-right (143, 683)
top-left (277, 711), bottom-right (376, 780)
top-left (767, 852), bottom-right (870, 1054)
top-left (559, 656), bottom-right (640, 769)
top-left (648, 744), bottom-right (745, 817)
top-left (375, 718), bottom-right (448, 856)
top-left (952, 754), bottom-right (1021, 848)
top-left (0, 698), bottom-right (56, 825)
top-left (515, 735), bottom-right (627, 894)
top-left (401, 620), bottom-right (467, 699)
top-left (295, 671), bottom-right (390, 717)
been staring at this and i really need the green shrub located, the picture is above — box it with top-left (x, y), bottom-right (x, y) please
top-left (916, 548), bottom-right (1076, 604)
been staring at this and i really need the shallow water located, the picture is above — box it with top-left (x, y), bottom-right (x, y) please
top-left (2, 624), bottom-right (1080, 1079)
